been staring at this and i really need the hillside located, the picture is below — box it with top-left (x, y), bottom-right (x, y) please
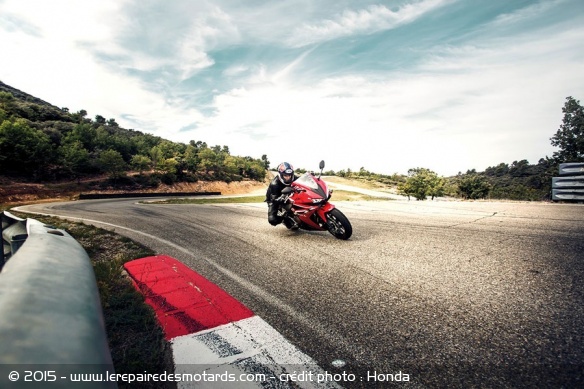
top-left (0, 82), bottom-right (61, 108)
top-left (1, 81), bottom-right (580, 202)
top-left (0, 81), bottom-right (270, 202)
top-left (0, 174), bottom-right (270, 204)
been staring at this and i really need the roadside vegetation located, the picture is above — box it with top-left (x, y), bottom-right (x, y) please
top-left (1, 81), bottom-right (582, 202)
top-left (313, 96), bottom-right (583, 201)
top-left (151, 190), bottom-right (392, 205)
top-left (0, 81), bottom-right (267, 190)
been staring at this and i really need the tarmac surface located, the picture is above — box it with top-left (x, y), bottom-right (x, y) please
top-left (18, 196), bottom-right (584, 388)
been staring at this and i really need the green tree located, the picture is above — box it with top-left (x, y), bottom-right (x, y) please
top-left (457, 173), bottom-right (491, 200)
top-left (223, 155), bottom-right (240, 176)
top-left (65, 123), bottom-right (97, 151)
top-left (0, 119), bottom-right (53, 176)
top-left (159, 157), bottom-right (179, 183)
top-left (59, 140), bottom-right (90, 178)
top-left (0, 91), bottom-right (15, 112)
top-left (398, 168), bottom-right (444, 200)
top-left (550, 96), bottom-right (584, 162)
top-left (199, 147), bottom-right (218, 173)
top-left (427, 173), bottom-right (446, 200)
top-left (97, 149), bottom-right (126, 178)
top-left (131, 154), bottom-right (151, 175)
top-left (158, 140), bottom-right (184, 159)
top-left (71, 109), bottom-right (88, 123)
top-left (95, 115), bottom-right (107, 125)
top-left (183, 144), bottom-right (200, 172)
top-left (150, 145), bottom-right (164, 172)
top-left (246, 159), bottom-right (267, 180)
top-left (261, 154), bottom-right (270, 170)
top-left (509, 160), bottom-right (530, 177)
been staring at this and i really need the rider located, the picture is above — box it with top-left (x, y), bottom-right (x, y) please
top-left (265, 162), bottom-right (298, 226)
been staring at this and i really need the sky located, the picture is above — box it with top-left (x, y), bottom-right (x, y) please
top-left (1, 0), bottom-right (583, 176)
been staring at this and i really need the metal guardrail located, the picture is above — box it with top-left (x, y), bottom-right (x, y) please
top-left (552, 162), bottom-right (584, 201)
top-left (558, 162), bottom-right (584, 176)
top-left (1, 211), bottom-right (29, 270)
top-left (0, 211), bottom-right (116, 388)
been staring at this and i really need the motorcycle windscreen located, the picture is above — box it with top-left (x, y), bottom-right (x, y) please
top-left (295, 173), bottom-right (327, 198)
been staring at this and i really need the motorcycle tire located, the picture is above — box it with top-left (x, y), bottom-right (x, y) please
top-left (326, 208), bottom-right (352, 240)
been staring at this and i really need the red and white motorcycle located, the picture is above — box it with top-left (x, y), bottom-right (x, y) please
top-left (275, 161), bottom-right (352, 240)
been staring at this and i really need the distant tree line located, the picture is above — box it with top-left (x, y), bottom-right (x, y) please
top-left (322, 96), bottom-right (583, 201)
top-left (1, 80), bottom-right (581, 201)
top-left (0, 84), bottom-right (268, 186)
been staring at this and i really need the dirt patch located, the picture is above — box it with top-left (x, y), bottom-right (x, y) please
top-left (162, 180), bottom-right (267, 196)
top-left (0, 181), bottom-right (63, 204)
top-left (0, 176), bottom-right (269, 205)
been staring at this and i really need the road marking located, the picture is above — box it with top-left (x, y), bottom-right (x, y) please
top-left (124, 255), bottom-right (340, 389)
top-left (15, 204), bottom-right (420, 387)
top-left (15, 207), bottom-right (365, 361)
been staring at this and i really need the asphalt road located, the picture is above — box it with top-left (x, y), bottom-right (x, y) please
top-left (18, 198), bottom-right (584, 388)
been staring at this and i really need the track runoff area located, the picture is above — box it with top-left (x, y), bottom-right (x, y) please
top-left (124, 255), bottom-right (398, 388)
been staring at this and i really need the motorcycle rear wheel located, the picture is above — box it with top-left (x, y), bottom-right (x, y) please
top-left (326, 208), bottom-right (352, 240)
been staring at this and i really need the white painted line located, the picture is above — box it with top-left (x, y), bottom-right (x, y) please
top-left (173, 316), bottom-right (341, 389)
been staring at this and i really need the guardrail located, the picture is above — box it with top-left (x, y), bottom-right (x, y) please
top-left (552, 162), bottom-right (584, 201)
top-left (1, 211), bottom-right (27, 269)
top-left (0, 211), bottom-right (116, 387)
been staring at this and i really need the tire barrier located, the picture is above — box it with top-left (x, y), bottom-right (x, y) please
top-left (0, 211), bottom-right (116, 388)
top-left (552, 162), bottom-right (584, 201)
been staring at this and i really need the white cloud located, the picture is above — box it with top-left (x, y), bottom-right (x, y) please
top-left (489, 0), bottom-right (566, 27)
top-left (179, 15), bottom-right (584, 175)
top-left (1, 0), bottom-right (583, 176)
top-left (286, 0), bottom-right (455, 47)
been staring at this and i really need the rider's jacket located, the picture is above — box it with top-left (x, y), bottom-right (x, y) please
top-left (265, 175), bottom-right (298, 203)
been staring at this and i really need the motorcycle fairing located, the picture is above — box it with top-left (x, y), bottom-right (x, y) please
top-left (292, 173), bottom-right (328, 199)
top-left (288, 173), bottom-right (336, 230)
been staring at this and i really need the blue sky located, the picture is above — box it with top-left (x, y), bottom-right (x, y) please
top-left (1, 0), bottom-right (583, 175)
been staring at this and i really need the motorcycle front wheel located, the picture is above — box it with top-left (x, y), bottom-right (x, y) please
top-left (326, 208), bottom-right (352, 240)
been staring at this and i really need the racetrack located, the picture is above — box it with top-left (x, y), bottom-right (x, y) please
top-left (17, 198), bottom-right (584, 388)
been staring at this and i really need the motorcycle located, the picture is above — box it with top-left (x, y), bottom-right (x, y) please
top-left (275, 160), bottom-right (353, 240)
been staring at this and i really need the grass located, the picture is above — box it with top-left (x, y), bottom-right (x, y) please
top-left (2, 209), bottom-right (173, 387)
top-left (150, 190), bottom-right (393, 205)
top-left (151, 195), bottom-right (266, 204)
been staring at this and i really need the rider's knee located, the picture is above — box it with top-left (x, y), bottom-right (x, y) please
top-left (268, 214), bottom-right (281, 226)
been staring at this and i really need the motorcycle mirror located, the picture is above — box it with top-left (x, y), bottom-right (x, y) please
top-left (281, 187), bottom-right (294, 194)
top-left (319, 160), bottom-right (325, 170)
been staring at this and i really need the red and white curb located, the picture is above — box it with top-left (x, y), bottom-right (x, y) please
top-left (124, 255), bottom-right (341, 388)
